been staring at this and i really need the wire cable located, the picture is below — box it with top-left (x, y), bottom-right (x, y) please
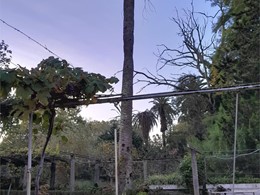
top-left (206, 149), bottom-right (260, 160)
top-left (0, 18), bottom-right (63, 60)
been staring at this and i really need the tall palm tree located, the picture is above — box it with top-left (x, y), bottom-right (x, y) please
top-left (118, 0), bottom-right (135, 194)
top-left (150, 97), bottom-right (176, 148)
top-left (133, 110), bottom-right (157, 146)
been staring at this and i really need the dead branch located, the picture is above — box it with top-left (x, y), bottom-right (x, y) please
top-left (134, 70), bottom-right (182, 91)
top-left (156, 4), bottom-right (216, 89)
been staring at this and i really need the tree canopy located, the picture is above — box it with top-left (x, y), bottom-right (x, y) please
top-left (0, 56), bottom-right (118, 119)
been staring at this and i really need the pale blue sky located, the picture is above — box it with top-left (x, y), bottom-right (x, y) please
top-left (0, 0), bottom-right (217, 122)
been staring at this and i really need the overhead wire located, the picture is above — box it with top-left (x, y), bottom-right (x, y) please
top-left (0, 18), bottom-right (64, 60)
top-left (205, 149), bottom-right (260, 160)
top-left (1, 19), bottom-right (260, 99)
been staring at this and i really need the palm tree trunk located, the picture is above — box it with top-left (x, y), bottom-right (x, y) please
top-left (160, 112), bottom-right (167, 172)
top-left (160, 111), bottom-right (167, 148)
top-left (162, 131), bottom-right (166, 148)
top-left (118, 0), bottom-right (134, 194)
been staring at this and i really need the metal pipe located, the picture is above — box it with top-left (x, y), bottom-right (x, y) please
top-left (27, 113), bottom-right (33, 195)
top-left (52, 84), bottom-right (260, 108)
top-left (96, 84), bottom-right (260, 104)
top-left (232, 93), bottom-right (239, 194)
top-left (114, 128), bottom-right (118, 195)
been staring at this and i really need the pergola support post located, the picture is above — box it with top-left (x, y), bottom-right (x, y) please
top-left (26, 113), bottom-right (33, 195)
top-left (187, 144), bottom-right (200, 195)
top-left (50, 159), bottom-right (56, 190)
top-left (70, 154), bottom-right (75, 193)
top-left (143, 160), bottom-right (148, 181)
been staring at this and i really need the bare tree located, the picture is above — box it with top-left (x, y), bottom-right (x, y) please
top-left (135, 3), bottom-right (217, 112)
top-left (135, 2), bottom-right (217, 92)
top-left (156, 3), bottom-right (215, 89)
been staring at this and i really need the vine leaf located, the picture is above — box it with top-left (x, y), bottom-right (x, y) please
top-left (61, 135), bottom-right (68, 144)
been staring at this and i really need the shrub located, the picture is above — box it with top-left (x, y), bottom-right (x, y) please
top-left (178, 154), bottom-right (205, 192)
top-left (147, 172), bottom-right (183, 185)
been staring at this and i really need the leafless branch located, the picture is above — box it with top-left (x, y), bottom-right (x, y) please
top-left (155, 3), bottom-right (216, 89)
top-left (143, 0), bottom-right (156, 20)
top-left (134, 70), bottom-right (182, 92)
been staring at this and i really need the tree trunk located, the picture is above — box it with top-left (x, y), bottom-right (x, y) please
top-left (160, 110), bottom-right (167, 148)
top-left (118, 0), bottom-right (134, 194)
top-left (162, 131), bottom-right (166, 148)
top-left (35, 109), bottom-right (55, 195)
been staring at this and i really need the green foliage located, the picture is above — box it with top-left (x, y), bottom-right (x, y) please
top-left (0, 108), bottom-right (119, 158)
top-left (207, 0), bottom-right (260, 153)
top-left (150, 97), bottom-right (176, 133)
top-left (74, 180), bottom-right (97, 191)
top-left (52, 114), bottom-right (114, 158)
top-left (176, 75), bottom-right (211, 140)
top-left (0, 40), bottom-right (12, 66)
top-left (165, 128), bottom-right (187, 158)
top-left (178, 154), bottom-right (205, 192)
top-left (0, 56), bottom-right (119, 192)
top-left (144, 154), bottom-right (206, 191)
top-left (136, 192), bottom-right (148, 195)
top-left (147, 173), bottom-right (183, 185)
top-left (211, 0), bottom-right (260, 86)
top-left (0, 56), bottom-right (118, 120)
top-left (98, 120), bottom-right (119, 142)
top-left (133, 110), bottom-right (157, 145)
top-left (150, 97), bottom-right (176, 148)
top-left (99, 120), bottom-right (143, 152)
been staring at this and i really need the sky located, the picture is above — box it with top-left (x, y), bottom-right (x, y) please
top-left (0, 0), bottom-right (217, 125)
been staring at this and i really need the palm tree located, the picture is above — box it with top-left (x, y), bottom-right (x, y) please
top-left (150, 97), bottom-right (176, 148)
top-left (133, 110), bottom-right (157, 181)
top-left (133, 110), bottom-right (157, 146)
top-left (176, 75), bottom-right (210, 140)
top-left (118, 0), bottom-right (135, 193)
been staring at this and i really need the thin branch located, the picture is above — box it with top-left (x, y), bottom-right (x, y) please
top-left (156, 4), bottom-right (215, 89)
top-left (134, 70), bottom-right (181, 90)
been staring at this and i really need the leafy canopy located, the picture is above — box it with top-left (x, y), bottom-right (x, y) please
top-left (0, 56), bottom-right (118, 119)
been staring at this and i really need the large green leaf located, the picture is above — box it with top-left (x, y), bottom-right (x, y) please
top-left (37, 91), bottom-right (50, 106)
top-left (61, 135), bottom-right (68, 143)
top-left (16, 86), bottom-right (33, 100)
top-left (1, 56), bottom-right (119, 122)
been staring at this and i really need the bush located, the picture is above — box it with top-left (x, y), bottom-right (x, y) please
top-left (147, 173), bottom-right (183, 185)
top-left (178, 154), bottom-right (205, 191)
top-left (75, 180), bottom-right (95, 191)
